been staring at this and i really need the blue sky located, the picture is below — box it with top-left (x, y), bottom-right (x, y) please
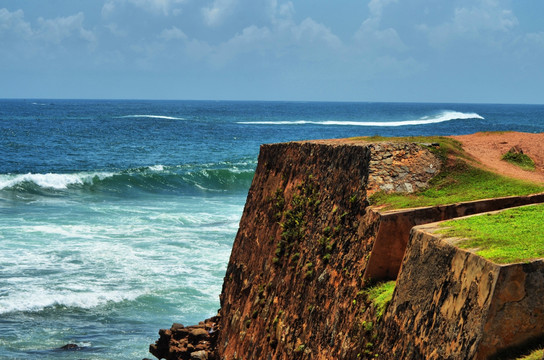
top-left (1, 0), bottom-right (543, 103)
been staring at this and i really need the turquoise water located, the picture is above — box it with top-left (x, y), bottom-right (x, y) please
top-left (1, 100), bottom-right (543, 359)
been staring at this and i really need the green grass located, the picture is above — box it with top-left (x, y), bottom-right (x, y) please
top-left (515, 348), bottom-right (544, 360)
top-left (438, 204), bottom-right (544, 264)
top-left (502, 151), bottom-right (536, 171)
top-left (363, 280), bottom-right (396, 320)
top-left (360, 136), bottom-right (544, 210)
top-left (370, 164), bottom-right (544, 210)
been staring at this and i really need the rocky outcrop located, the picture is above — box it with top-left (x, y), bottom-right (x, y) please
top-left (150, 317), bottom-right (219, 360)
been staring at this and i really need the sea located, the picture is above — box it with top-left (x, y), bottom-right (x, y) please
top-left (1, 99), bottom-right (543, 359)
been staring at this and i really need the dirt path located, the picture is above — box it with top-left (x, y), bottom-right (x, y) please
top-left (450, 132), bottom-right (544, 184)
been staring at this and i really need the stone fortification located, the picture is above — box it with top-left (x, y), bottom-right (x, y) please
top-left (216, 141), bottom-right (377, 359)
top-left (364, 193), bottom-right (544, 282)
top-left (379, 221), bottom-right (544, 359)
top-left (150, 140), bottom-right (544, 360)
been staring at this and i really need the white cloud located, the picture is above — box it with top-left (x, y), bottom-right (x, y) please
top-left (292, 18), bottom-right (341, 48)
top-left (525, 32), bottom-right (544, 46)
top-left (189, 2), bottom-right (342, 70)
top-left (277, 1), bottom-right (294, 19)
top-left (368, 0), bottom-right (397, 18)
top-left (102, 0), bottom-right (186, 17)
top-left (101, 2), bottom-right (116, 18)
top-left (353, 0), bottom-right (406, 52)
top-left (422, 0), bottom-right (519, 47)
top-left (0, 8), bottom-right (95, 45)
top-left (105, 23), bottom-right (127, 37)
top-left (0, 8), bottom-right (98, 66)
top-left (183, 38), bottom-right (214, 61)
top-left (207, 25), bottom-right (270, 66)
top-left (451, 3), bottom-right (517, 34)
top-left (37, 12), bottom-right (96, 44)
top-left (268, 0), bottom-right (294, 31)
top-left (0, 8), bottom-right (33, 39)
top-left (202, 0), bottom-right (238, 27)
top-left (159, 26), bottom-right (187, 41)
top-left (221, 25), bottom-right (270, 49)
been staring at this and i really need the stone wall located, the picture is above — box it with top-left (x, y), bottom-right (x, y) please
top-left (378, 221), bottom-right (544, 359)
top-left (216, 141), bottom-right (380, 360)
top-left (364, 193), bottom-right (544, 282)
top-left (367, 142), bottom-right (441, 195)
top-left (150, 140), bottom-right (544, 360)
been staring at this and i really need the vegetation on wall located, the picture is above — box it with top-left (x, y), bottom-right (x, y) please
top-left (363, 280), bottom-right (396, 321)
top-left (515, 348), bottom-right (544, 360)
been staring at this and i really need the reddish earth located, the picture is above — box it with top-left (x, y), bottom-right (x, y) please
top-left (451, 132), bottom-right (544, 184)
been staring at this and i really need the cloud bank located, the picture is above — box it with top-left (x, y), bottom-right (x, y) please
top-left (1, 0), bottom-right (543, 102)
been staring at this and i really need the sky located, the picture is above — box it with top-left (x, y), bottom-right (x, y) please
top-left (1, 0), bottom-right (543, 103)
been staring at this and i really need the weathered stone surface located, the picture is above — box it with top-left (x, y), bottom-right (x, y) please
top-left (171, 323), bottom-right (185, 330)
top-left (189, 328), bottom-right (209, 341)
top-left (366, 142), bottom-right (441, 195)
top-left (150, 140), bottom-right (544, 360)
top-left (377, 222), bottom-right (544, 359)
top-left (217, 142), bottom-right (380, 360)
top-left (478, 260), bottom-right (544, 359)
top-left (364, 192), bottom-right (544, 282)
top-left (377, 226), bottom-right (497, 359)
top-left (190, 350), bottom-right (208, 359)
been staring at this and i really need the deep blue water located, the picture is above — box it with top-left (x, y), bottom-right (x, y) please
top-left (1, 99), bottom-right (543, 359)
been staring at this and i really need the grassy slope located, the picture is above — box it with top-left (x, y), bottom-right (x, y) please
top-left (438, 204), bottom-right (544, 264)
top-left (353, 136), bottom-right (544, 210)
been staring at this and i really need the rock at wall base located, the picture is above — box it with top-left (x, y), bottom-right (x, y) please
top-left (149, 316), bottom-right (219, 360)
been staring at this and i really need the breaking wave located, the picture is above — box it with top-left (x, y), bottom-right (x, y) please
top-left (0, 290), bottom-right (143, 315)
top-left (119, 115), bottom-right (185, 120)
top-left (238, 110), bottom-right (484, 127)
top-left (0, 163), bottom-right (255, 195)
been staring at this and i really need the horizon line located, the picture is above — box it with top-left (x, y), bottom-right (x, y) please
top-left (1, 97), bottom-right (543, 107)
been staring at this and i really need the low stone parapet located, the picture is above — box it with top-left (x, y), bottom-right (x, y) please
top-left (378, 219), bottom-right (544, 359)
top-left (364, 192), bottom-right (544, 282)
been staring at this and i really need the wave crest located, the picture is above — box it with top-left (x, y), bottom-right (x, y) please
top-left (0, 163), bottom-right (255, 195)
top-left (119, 115), bottom-right (185, 120)
top-left (0, 290), bottom-right (142, 315)
top-left (0, 172), bottom-right (115, 191)
top-left (238, 110), bottom-right (484, 127)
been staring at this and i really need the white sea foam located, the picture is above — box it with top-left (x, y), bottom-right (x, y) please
top-left (148, 164), bottom-right (165, 171)
top-left (0, 289), bottom-right (143, 314)
top-left (0, 172), bottom-right (115, 190)
top-left (23, 224), bottom-right (100, 239)
top-left (120, 115), bottom-right (185, 120)
top-left (238, 110), bottom-right (484, 127)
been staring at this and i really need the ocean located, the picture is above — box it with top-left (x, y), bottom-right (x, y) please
top-left (1, 100), bottom-right (543, 359)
